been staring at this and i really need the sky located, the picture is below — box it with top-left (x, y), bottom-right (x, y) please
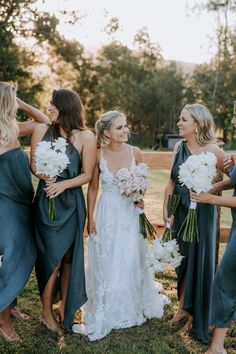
top-left (36, 0), bottom-right (232, 64)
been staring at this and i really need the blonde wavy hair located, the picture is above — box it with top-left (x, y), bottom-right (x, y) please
top-left (95, 109), bottom-right (127, 146)
top-left (184, 103), bottom-right (216, 145)
top-left (0, 82), bottom-right (19, 147)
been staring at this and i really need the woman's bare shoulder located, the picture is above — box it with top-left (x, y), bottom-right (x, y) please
top-left (74, 129), bottom-right (94, 138)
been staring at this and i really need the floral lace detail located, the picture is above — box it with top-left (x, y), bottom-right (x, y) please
top-left (72, 153), bottom-right (169, 341)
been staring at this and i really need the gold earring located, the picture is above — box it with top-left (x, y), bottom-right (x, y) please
top-left (195, 128), bottom-right (198, 134)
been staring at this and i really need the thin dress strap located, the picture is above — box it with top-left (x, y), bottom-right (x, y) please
top-left (130, 146), bottom-right (136, 166)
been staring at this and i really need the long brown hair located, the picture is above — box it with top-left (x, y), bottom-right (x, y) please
top-left (48, 89), bottom-right (86, 150)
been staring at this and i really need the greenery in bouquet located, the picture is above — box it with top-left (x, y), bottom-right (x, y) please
top-left (163, 193), bottom-right (180, 242)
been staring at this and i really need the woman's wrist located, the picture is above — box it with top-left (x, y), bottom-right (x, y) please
top-left (87, 214), bottom-right (94, 221)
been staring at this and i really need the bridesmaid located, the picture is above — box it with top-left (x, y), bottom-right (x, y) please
top-left (0, 82), bottom-right (49, 342)
top-left (191, 101), bottom-right (236, 354)
top-left (31, 89), bottom-right (96, 332)
top-left (163, 103), bottom-right (225, 343)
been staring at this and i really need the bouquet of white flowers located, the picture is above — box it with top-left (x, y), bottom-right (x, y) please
top-left (35, 137), bottom-right (70, 220)
top-left (178, 151), bottom-right (217, 242)
top-left (115, 163), bottom-right (156, 239)
top-left (146, 236), bottom-right (183, 272)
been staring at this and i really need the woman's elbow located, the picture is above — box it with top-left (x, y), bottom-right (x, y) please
top-left (84, 172), bottom-right (93, 184)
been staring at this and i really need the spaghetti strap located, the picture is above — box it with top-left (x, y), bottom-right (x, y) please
top-left (130, 146), bottom-right (135, 166)
top-left (130, 146), bottom-right (134, 159)
top-left (100, 146), bottom-right (103, 159)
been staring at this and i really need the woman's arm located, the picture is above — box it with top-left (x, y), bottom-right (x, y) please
top-left (162, 141), bottom-right (181, 224)
top-left (210, 144), bottom-right (227, 174)
top-left (210, 179), bottom-right (232, 194)
top-left (133, 146), bottom-right (143, 164)
top-left (190, 190), bottom-right (236, 209)
top-left (17, 98), bottom-right (49, 137)
top-left (163, 179), bottom-right (176, 224)
top-left (87, 153), bottom-right (100, 235)
top-left (44, 132), bottom-right (97, 198)
top-left (30, 123), bottom-right (49, 177)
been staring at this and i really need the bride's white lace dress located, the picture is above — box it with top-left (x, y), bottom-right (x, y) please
top-left (72, 151), bottom-right (169, 341)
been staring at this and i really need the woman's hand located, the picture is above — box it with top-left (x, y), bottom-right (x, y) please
top-left (223, 154), bottom-right (234, 173)
top-left (16, 97), bottom-right (24, 110)
top-left (45, 176), bottom-right (57, 186)
top-left (44, 181), bottom-right (67, 198)
top-left (190, 190), bottom-right (212, 204)
top-left (37, 174), bottom-right (56, 184)
top-left (208, 181), bottom-right (223, 195)
top-left (87, 218), bottom-right (97, 236)
top-left (135, 200), bottom-right (144, 209)
top-left (163, 209), bottom-right (174, 226)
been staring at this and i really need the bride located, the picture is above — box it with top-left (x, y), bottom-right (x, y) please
top-left (73, 109), bottom-right (169, 341)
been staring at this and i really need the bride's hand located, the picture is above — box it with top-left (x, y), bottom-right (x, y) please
top-left (136, 200), bottom-right (144, 209)
top-left (87, 219), bottom-right (97, 236)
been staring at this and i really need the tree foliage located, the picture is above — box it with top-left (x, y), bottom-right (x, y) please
top-left (1, 0), bottom-right (236, 146)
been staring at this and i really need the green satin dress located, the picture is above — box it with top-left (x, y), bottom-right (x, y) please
top-left (171, 141), bottom-right (217, 344)
top-left (34, 131), bottom-right (87, 331)
top-left (210, 166), bottom-right (236, 327)
top-left (0, 147), bottom-right (36, 311)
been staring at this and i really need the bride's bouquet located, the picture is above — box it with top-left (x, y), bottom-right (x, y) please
top-left (115, 163), bottom-right (157, 239)
top-left (35, 137), bottom-right (70, 220)
top-left (146, 236), bottom-right (183, 272)
top-left (178, 151), bottom-right (217, 242)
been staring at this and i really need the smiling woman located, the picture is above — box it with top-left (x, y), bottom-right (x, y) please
top-left (72, 109), bottom-right (169, 341)
top-left (30, 88), bottom-right (97, 333)
top-left (163, 103), bottom-right (226, 344)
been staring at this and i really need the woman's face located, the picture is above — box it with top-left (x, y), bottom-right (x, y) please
top-left (107, 116), bottom-right (129, 143)
top-left (177, 108), bottom-right (198, 138)
top-left (47, 100), bottom-right (59, 122)
top-left (231, 103), bottom-right (236, 128)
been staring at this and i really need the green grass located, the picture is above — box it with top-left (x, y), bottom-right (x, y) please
top-left (1, 270), bottom-right (235, 354)
top-left (1, 170), bottom-right (235, 353)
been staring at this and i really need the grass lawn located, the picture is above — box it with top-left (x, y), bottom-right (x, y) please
top-left (1, 170), bottom-right (235, 353)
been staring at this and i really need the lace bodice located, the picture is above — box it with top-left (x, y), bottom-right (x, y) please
top-left (99, 152), bottom-right (136, 193)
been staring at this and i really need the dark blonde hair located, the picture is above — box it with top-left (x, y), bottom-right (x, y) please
top-left (95, 109), bottom-right (126, 146)
top-left (0, 82), bottom-right (19, 147)
top-left (184, 103), bottom-right (216, 145)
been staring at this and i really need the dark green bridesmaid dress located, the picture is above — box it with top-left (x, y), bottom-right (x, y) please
top-left (0, 147), bottom-right (36, 311)
top-left (210, 166), bottom-right (236, 327)
top-left (171, 141), bottom-right (217, 344)
top-left (34, 131), bottom-right (87, 331)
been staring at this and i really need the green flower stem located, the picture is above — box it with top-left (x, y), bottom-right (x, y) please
top-left (48, 198), bottom-right (56, 221)
top-left (139, 213), bottom-right (156, 239)
top-left (177, 204), bottom-right (199, 242)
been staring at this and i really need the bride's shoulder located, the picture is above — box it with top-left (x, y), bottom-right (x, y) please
top-left (127, 144), bottom-right (142, 163)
